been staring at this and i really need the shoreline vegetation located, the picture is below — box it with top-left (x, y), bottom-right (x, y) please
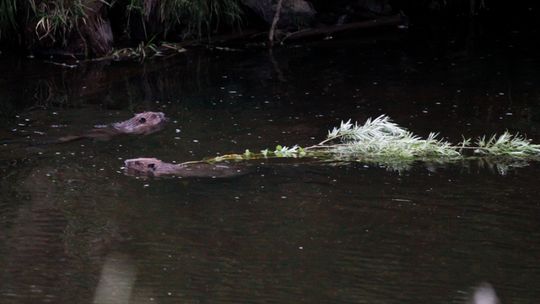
top-left (0, 0), bottom-right (489, 61)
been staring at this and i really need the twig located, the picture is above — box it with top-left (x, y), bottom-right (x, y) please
top-left (281, 14), bottom-right (403, 43)
top-left (44, 61), bottom-right (78, 69)
top-left (268, 0), bottom-right (284, 46)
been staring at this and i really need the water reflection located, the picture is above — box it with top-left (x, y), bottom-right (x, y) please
top-left (93, 253), bottom-right (136, 304)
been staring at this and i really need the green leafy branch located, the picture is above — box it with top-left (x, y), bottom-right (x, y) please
top-left (194, 115), bottom-right (540, 171)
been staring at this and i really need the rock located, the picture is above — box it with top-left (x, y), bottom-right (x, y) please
top-left (356, 0), bottom-right (392, 16)
top-left (310, 0), bottom-right (393, 25)
top-left (241, 0), bottom-right (316, 29)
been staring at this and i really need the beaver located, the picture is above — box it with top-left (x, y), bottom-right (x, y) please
top-left (124, 157), bottom-right (251, 178)
top-left (56, 111), bottom-right (167, 143)
top-left (1, 112), bottom-right (167, 146)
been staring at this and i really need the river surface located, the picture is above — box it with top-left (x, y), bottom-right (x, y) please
top-left (1, 28), bottom-right (540, 303)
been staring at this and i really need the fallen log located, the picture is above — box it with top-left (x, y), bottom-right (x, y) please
top-left (91, 14), bottom-right (404, 62)
top-left (282, 14), bottom-right (405, 43)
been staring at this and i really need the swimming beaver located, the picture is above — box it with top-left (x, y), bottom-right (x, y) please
top-left (124, 157), bottom-right (250, 178)
top-left (1, 112), bottom-right (167, 146)
top-left (56, 112), bottom-right (167, 143)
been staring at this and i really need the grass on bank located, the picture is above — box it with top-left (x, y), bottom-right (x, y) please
top-left (126, 0), bottom-right (242, 38)
top-left (0, 0), bottom-right (18, 38)
top-left (31, 0), bottom-right (90, 44)
top-left (0, 0), bottom-right (242, 49)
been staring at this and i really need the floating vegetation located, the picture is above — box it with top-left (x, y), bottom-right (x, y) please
top-left (125, 115), bottom-right (540, 176)
top-left (203, 115), bottom-right (540, 172)
top-left (104, 42), bottom-right (187, 61)
top-left (474, 132), bottom-right (540, 156)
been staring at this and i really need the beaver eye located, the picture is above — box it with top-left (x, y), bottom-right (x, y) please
top-left (148, 163), bottom-right (155, 169)
top-left (139, 117), bottom-right (146, 124)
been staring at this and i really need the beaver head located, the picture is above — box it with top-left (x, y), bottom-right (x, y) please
top-left (124, 157), bottom-right (253, 178)
top-left (113, 112), bottom-right (167, 135)
top-left (124, 158), bottom-right (161, 176)
top-left (124, 157), bottom-right (176, 177)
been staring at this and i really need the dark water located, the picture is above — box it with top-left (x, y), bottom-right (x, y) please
top-left (1, 30), bottom-right (540, 303)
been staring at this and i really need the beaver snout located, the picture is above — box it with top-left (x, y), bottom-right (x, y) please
top-left (124, 158), bottom-right (163, 176)
top-left (113, 112), bottom-right (168, 135)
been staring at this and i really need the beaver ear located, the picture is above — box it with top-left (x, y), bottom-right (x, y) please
top-left (148, 163), bottom-right (156, 170)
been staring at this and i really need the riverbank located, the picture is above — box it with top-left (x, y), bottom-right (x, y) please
top-left (1, 0), bottom-right (522, 60)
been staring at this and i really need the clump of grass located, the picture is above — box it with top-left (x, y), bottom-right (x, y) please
top-left (0, 0), bottom-right (18, 38)
top-left (126, 0), bottom-right (242, 39)
top-left (29, 0), bottom-right (90, 45)
top-left (194, 115), bottom-right (540, 172)
top-left (1, 0), bottom-right (243, 56)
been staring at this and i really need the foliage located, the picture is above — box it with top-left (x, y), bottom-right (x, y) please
top-left (196, 115), bottom-right (540, 172)
top-left (0, 0), bottom-right (243, 52)
top-left (0, 0), bottom-right (17, 38)
top-left (120, 0), bottom-right (242, 39)
top-left (321, 116), bottom-right (461, 159)
top-left (474, 132), bottom-right (540, 157)
top-left (29, 0), bottom-right (92, 45)
top-left (143, 0), bottom-right (242, 38)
